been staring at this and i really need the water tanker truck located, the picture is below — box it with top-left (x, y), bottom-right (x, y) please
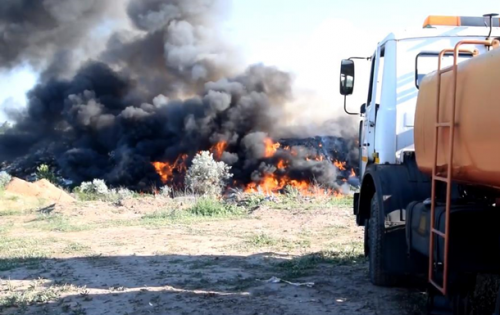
top-left (340, 14), bottom-right (500, 314)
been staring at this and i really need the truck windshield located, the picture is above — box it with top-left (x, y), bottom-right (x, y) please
top-left (415, 52), bottom-right (472, 88)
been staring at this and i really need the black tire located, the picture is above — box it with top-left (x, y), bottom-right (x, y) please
top-left (364, 218), bottom-right (369, 257)
top-left (368, 194), bottom-right (399, 286)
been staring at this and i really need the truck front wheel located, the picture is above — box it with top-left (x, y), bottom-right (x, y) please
top-left (367, 194), bottom-right (398, 286)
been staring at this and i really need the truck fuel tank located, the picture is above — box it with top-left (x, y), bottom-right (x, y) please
top-left (414, 46), bottom-right (500, 190)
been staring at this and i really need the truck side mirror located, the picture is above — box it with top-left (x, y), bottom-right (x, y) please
top-left (340, 59), bottom-right (355, 95)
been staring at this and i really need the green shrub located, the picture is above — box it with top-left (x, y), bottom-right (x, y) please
top-left (0, 171), bottom-right (11, 190)
top-left (185, 151), bottom-right (232, 196)
top-left (36, 164), bottom-right (56, 183)
top-left (74, 179), bottom-right (109, 201)
top-left (187, 198), bottom-right (242, 217)
top-left (74, 179), bottom-right (138, 203)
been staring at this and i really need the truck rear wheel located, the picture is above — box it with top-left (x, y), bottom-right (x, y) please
top-left (368, 194), bottom-right (399, 286)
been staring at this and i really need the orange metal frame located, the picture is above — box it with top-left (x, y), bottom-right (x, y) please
top-left (429, 40), bottom-right (496, 295)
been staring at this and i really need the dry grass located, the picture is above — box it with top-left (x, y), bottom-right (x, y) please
top-left (0, 278), bottom-right (86, 313)
top-left (0, 190), bottom-right (427, 315)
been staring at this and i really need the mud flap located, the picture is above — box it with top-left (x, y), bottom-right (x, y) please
top-left (382, 224), bottom-right (428, 278)
top-left (382, 225), bottom-right (410, 275)
top-left (353, 192), bottom-right (359, 215)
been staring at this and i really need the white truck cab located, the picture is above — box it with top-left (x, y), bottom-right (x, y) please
top-left (341, 15), bottom-right (500, 177)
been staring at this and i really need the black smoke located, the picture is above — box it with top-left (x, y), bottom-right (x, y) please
top-left (0, 0), bottom-right (357, 192)
top-left (0, 0), bottom-right (123, 75)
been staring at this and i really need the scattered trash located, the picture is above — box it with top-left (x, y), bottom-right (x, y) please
top-left (262, 276), bottom-right (315, 288)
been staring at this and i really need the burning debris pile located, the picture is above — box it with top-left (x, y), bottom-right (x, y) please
top-left (2, 135), bottom-right (359, 195)
top-left (0, 0), bottom-right (359, 196)
top-left (151, 135), bottom-right (359, 195)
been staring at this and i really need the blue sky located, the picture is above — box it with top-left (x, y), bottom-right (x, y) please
top-left (227, 0), bottom-right (500, 58)
top-left (1, 0), bottom-right (499, 122)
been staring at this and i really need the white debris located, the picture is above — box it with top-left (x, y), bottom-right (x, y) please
top-left (262, 276), bottom-right (315, 288)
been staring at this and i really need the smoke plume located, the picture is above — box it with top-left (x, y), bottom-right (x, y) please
top-left (0, 0), bottom-right (357, 192)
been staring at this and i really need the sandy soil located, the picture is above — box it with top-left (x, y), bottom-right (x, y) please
top-left (5, 178), bottom-right (75, 204)
top-left (0, 195), bottom-right (424, 315)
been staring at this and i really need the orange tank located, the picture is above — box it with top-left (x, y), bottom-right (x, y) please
top-left (414, 46), bottom-right (500, 190)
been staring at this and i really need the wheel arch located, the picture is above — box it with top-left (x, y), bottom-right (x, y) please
top-left (357, 172), bottom-right (376, 226)
top-left (359, 154), bottom-right (432, 278)
top-left (357, 154), bottom-right (431, 227)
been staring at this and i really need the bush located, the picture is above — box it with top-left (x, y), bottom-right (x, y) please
top-left (78, 179), bottom-right (109, 195)
top-left (159, 186), bottom-right (171, 197)
top-left (0, 171), bottom-right (11, 189)
top-left (188, 198), bottom-right (242, 217)
top-left (75, 179), bottom-right (110, 201)
top-left (284, 185), bottom-right (301, 198)
top-left (185, 151), bottom-right (232, 196)
top-left (75, 180), bottom-right (137, 203)
top-left (113, 187), bottom-right (133, 199)
top-left (36, 164), bottom-right (57, 183)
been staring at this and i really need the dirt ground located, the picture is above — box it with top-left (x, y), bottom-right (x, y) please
top-left (0, 191), bottom-right (425, 315)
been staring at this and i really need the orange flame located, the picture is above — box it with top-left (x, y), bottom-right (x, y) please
top-left (277, 160), bottom-right (287, 169)
top-left (245, 173), bottom-right (287, 194)
top-left (210, 141), bottom-right (228, 160)
top-left (152, 154), bottom-right (188, 184)
top-left (306, 156), bottom-right (324, 161)
top-left (350, 168), bottom-right (356, 177)
top-left (152, 161), bottom-right (171, 183)
top-left (245, 173), bottom-right (340, 197)
top-left (151, 135), bottom-right (350, 198)
top-left (264, 138), bottom-right (280, 158)
top-left (333, 160), bottom-right (346, 171)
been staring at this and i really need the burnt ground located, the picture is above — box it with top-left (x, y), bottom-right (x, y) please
top-left (0, 191), bottom-right (426, 315)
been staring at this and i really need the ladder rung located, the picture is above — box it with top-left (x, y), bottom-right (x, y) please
top-left (429, 279), bottom-right (445, 295)
top-left (433, 176), bottom-right (449, 183)
top-left (438, 67), bottom-right (453, 75)
top-left (436, 122), bottom-right (452, 127)
top-left (432, 228), bottom-right (446, 238)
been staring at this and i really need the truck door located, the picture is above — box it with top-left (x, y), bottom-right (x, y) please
top-left (360, 55), bottom-right (375, 176)
top-left (361, 46), bottom-right (384, 175)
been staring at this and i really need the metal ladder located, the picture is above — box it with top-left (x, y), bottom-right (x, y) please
top-left (428, 40), bottom-right (494, 295)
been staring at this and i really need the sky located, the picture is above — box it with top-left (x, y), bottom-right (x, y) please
top-left (0, 0), bottom-right (499, 123)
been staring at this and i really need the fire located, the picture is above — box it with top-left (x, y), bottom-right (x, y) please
top-left (152, 154), bottom-right (188, 184)
top-left (152, 161), bottom-right (171, 183)
top-left (244, 173), bottom-right (288, 194)
top-left (281, 145), bottom-right (299, 157)
top-left (350, 168), bottom-right (356, 177)
top-left (333, 160), bottom-right (346, 171)
top-left (306, 156), bottom-right (324, 161)
top-left (277, 160), bottom-right (287, 169)
top-left (210, 141), bottom-right (228, 160)
top-left (151, 136), bottom-right (351, 198)
top-left (264, 138), bottom-right (280, 158)
top-left (242, 138), bottom-right (348, 197)
top-left (244, 172), bottom-right (340, 197)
